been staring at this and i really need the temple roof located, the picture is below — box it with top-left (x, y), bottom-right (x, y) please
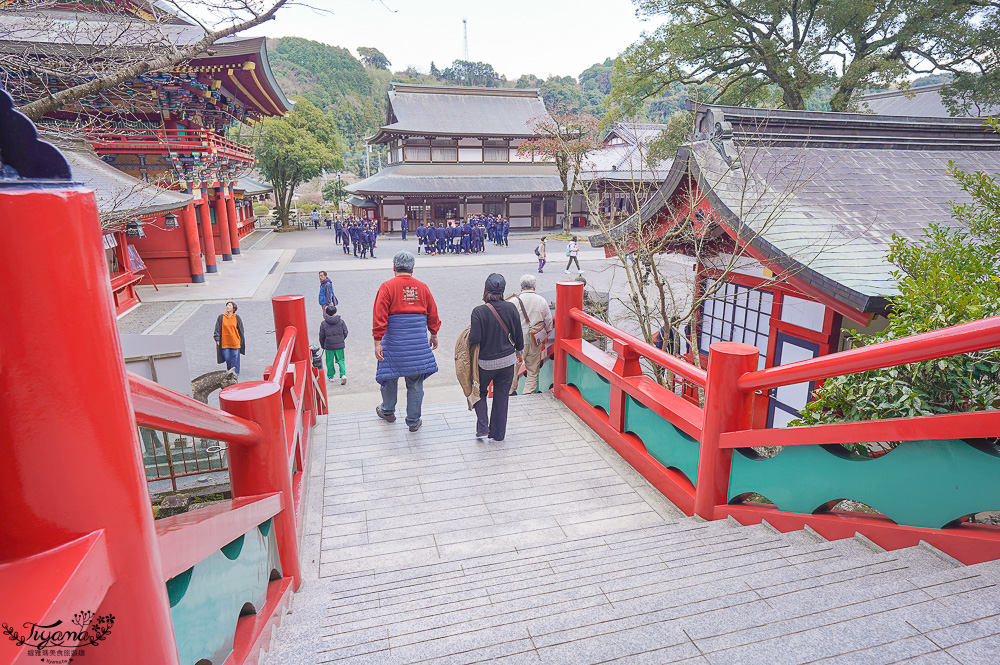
top-left (368, 84), bottom-right (551, 144)
top-left (54, 137), bottom-right (192, 221)
top-left (861, 84), bottom-right (1000, 118)
top-left (346, 163), bottom-right (563, 196)
top-left (233, 176), bottom-right (272, 196)
top-left (591, 105), bottom-right (1000, 316)
top-left (582, 121), bottom-right (672, 183)
top-left (0, 11), bottom-right (291, 117)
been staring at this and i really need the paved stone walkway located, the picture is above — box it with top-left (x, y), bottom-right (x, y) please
top-left (264, 395), bottom-right (1000, 665)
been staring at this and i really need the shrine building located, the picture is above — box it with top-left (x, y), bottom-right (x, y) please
top-left (348, 83), bottom-right (591, 232)
top-left (0, 5), bottom-right (290, 312)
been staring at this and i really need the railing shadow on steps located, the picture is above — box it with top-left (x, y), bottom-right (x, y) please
top-left (551, 280), bottom-right (1000, 565)
top-left (0, 203), bottom-right (327, 665)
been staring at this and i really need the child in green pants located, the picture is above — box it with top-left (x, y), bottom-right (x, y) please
top-left (319, 305), bottom-right (349, 384)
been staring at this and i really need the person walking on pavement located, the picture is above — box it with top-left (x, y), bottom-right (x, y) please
top-left (469, 274), bottom-right (523, 441)
top-left (373, 251), bottom-right (441, 432)
top-left (535, 237), bottom-right (547, 273)
top-left (214, 301), bottom-right (245, 378)
top-left (311, 209), bottom-right (320, 229)
top-left (565, 236), bottom-right (582, 274)
top-left (318, 271), bottom-right (337, 312)
top-left (400, 215), bottom-right (408, 241)
top-left (509, 274), bottom-right (553, 395)
top-left (319, 305), bottom-right (349, 384)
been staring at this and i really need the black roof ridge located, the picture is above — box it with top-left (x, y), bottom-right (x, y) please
top-left (389, 83), bottom-right (540, 97)
top-left (861, 84), bottom-right (947, 100)
top-left (686, 100), bottom-right (986, 126)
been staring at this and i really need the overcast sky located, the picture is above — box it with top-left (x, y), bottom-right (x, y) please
top-left (245, 0), bottom-right (657, 80)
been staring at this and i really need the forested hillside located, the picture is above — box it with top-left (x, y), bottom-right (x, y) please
top-left (265, 37), bottom-right (617, 173)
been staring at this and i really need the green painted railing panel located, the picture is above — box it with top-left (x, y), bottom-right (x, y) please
top-left (729, 440), bottom-right (1000, 529)
top-left (623, 396), bottom-right (700, 485)
top-left (565, 355), bottom-right (611, 412)
top-left (513, 357), bottom-right (555, 395)
top-left (167, 518), bottom-right (281, 665)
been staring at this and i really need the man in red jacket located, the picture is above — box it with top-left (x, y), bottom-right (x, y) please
top-left (372, 251), bottom-right (441, 432)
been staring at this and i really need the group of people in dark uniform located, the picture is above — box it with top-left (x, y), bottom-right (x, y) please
top-left (320, 213), bottom-right (516, 259)
top-left (412, 214), bottom-right (510, 256)
top-left (333, 217), bottom-right (379, 259)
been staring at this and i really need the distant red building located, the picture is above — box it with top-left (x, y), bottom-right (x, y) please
top-left (1, 7), bottom-right (290, 312)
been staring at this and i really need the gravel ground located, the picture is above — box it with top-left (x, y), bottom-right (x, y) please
top-left (123, 226), bottom-right (692, 413)
top-left (117, 300), bottom-right (179, 334)
top-left (175, 231), bottom-right (617, 410)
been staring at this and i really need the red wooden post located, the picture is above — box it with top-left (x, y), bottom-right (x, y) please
top-left (226, 182), bottom-right (241, 256)
top-left (219, 381), bottom-right (302, 589)
top-left (694, 342), bottom-right (758, 519)
top-left (214, 184), bottom-right (234, 261)
top-left (272, 295), bottom-right (316, 426)
top-left (554, 281), bottom-right (584, 399)
top-left (197, 183), bottom-right (218, 273)
top-left (180, 199), bottom-right (205, 283)
top-left (0, 186), bottom-right (180, 664)
top-left (610, 338), bottom-right (642, 432)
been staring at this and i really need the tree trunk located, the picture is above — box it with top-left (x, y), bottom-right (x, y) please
top-left (562, 188), bottom-right (573, 235)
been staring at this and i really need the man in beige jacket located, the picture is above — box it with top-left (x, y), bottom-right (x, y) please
top-left (509, 274), bottom-right (554, 394)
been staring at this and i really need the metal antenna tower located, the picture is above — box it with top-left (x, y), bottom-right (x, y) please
top-left (462, 18), bottom-right (469, 61)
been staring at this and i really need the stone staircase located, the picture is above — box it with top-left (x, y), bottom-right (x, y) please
top-left (264, 517), bottom-right (1000, 665)
top-left (259, 398), bottom-right (1000, 665)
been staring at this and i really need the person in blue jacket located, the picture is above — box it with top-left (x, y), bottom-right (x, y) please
top-left (350, 223), bottom-right (360, 257)
top-left (501, 217), bottom-right (510, 246)
top-left (426, 224), bottom-right (436, 256)
top-left (334, 218), bottom-right (342, 245)
top-left (341, 224), bottom-right (351, 254)
top-left (436, 223), bottom-right (446, 255)
top-left (416, 222), bottom-right (426, 254)
top-left (400, 215), bottom-right (407, 240)
top-left (459, 220), bottom-right (470, 254)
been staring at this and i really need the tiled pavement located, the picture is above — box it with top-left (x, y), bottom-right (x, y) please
top-left (264, 394), bottom-right (1000, 665)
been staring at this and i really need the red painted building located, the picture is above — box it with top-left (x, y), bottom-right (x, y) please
top-left (592, 103), bottom-right (1000, 426)
top-left (1, 7), bottom-right (290, 311)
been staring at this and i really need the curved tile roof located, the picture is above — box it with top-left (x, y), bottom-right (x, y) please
top-left (346, 163), bottom-right (563, 196)
top-left (369, 84), bottom-right (550, 143)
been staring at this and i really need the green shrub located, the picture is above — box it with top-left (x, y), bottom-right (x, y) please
top-left (795, 133), bottom-right (1000, 432)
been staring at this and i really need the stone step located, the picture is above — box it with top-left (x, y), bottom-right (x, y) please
top-left (266, 517), bottom-right (967, 665)
top-left (260, 399), bottom-right (997, 665)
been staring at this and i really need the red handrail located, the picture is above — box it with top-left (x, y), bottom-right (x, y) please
top-left (269, 327), bottom-right (296, 386)
top-left (739, 315), bottom-right (1000, 392)
top-left (569, 308), bottom-right (708, 387)
top-left (129, 372), bottom-right (262, 446)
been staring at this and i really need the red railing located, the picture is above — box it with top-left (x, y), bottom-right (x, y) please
top-left (1, 115), bottom-right (328, 665)
top-left (87, 126), bottom-right (255, 161)
top-left (552, 281), bottom-right (1000, 565)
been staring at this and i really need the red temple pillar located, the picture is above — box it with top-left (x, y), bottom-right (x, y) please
top-left (226, 182), bottom-right (241, 255)
top-left (197, 183), bottom-right (218, 273)
top-left (213, 183), bottom-right (233, 261)
top-left (0, 185), bottom-right (181, 664)
top-left (180, 195), bottom-right (205, 283)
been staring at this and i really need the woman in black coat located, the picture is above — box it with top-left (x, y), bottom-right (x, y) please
top-left (214, 301), bottom-right (246, 377)
top-left (469, 273), bottom-right (524, 441)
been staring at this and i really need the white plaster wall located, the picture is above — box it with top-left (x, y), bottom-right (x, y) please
top-left (458, 148), bottom-right (481, 162)
top-left (509, 201), bottom-right (532, 215)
